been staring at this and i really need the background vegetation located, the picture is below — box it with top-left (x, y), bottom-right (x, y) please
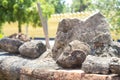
top-left (0, 0), bottom-right (120, 39)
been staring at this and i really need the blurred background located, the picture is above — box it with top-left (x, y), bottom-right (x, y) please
top-left (0, 0), bottom-right (120, 41)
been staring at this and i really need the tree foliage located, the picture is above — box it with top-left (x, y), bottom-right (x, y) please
top-left (71, 0), bottom-right (90, 12)
top-left (0, 0), bottom-right (55, 33)
top-left (87, 0), bottom-right (120, 32)
top-left (71, 0), bottom-right (120, 32)
top-left (46, 0), bottom-right (66, 13)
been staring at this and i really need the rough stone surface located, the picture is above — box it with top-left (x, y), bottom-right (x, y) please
top-left (0, 52), bottom-right (60, 80)
top-left (19, 40), bottom-right (46, 58)
top-left (0, 38), bottom-right (23, 53)
top-left (52, 12), bottom-right (112, 60)
top-left (110, 41), bottom-right (120, 57)
top-left (0, 52), bottom-right (27, 80)
top-left (20, 69), bottom-right (120, 80)
top-left (110, 57), bottom-right (120, 75)
top-left (82, 55), bottom-right (111, 74)
top-left (8, 33), bottom-right (31, 42)
top-left (57, 40), bottom-right (90, 68)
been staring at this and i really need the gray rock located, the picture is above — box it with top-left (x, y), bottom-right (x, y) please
top-left (0, 52), bottom-right (28, 80)
top-left (0, 52), bottom-right (61, 80)
top-left (19, 41), bottom-right (46, 59)
top-left (109, 57), bottom-right (120, 75)
top-left (82, 55), bottom-right (111, 74)
top-left (8, 33), bottom-right (31, 42)
top-left (0, 38), bottom-right (23, 53)
top-left (57, 40), bottom-right (90, 68)
top-left (110, 41), bottom-right (120, 57)
top-left (52, 12), bottom-right (112, 60)
top-left (22, 58), bottom-right (60, 70)
top-left (93, 41), bottom-right (120, 57)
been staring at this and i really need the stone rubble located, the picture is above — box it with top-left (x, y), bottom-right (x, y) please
top-left (0, 52), bottom-right (60, 80)
top-left (82, 55), bottom-right (111, 74)
top-left (20, 69), bottom-right (120, 80)
top-left (8, 33), bottom-right (31, 42)
top-left (57, 40), bottom-right (90, 68)
top-left (0, 38), bottom-right (23, 53)
top-left (0, 12), bottom-right (120, 80)
top-left (19, 40), bottom-right (46, 58)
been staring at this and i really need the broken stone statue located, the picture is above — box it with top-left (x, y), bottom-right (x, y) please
top-left (57, 40), bottom-right (91, 68)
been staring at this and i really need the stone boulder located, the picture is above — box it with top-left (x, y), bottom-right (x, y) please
top-left (0, 52), bottom-right (60, 80)
top-left (8, 33), bottom-right (31, 42)
top-left (82, 55), bottom-right (111, 74)
top-left (57, 40), bottom-right (91, 68)
top-left (0, 38), bottom-right (23, 53)
top-left (109, 57), bottom-right (120, 75)
top-left (52, 12), bottom-right (112, 60)
top-left (19, 40), bottom-right (46, 58)
top-left (91, 41), bottom-right (120, 57)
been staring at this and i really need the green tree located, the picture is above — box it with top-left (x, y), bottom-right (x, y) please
top-left (46, 0), bottom-right (66, 13)
top-left (71, 0), bottom-right (91, 12)
top-left (0, 0), bottom-right (55, 33)
top-left (87, 0), bottom-right (120, 32)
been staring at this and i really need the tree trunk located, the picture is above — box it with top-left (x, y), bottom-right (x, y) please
top-left (18, 21), bottom-right (22, 33)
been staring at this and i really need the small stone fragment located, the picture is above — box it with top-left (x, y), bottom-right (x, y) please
top-left (19, 40), bottom-right (46, 59)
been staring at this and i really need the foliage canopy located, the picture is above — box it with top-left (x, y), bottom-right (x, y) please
top-left (0, 0), bottom-right (55, 33)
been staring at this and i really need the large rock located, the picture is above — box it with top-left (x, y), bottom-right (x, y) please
top-left (82, 55), bottom-right (111, 74)
top-left (20, 69), bottom-right (120, 80)
top-left (109, 57), bottom-right (120, 75)
top-left (57, 40), bottom-right (90, 68)
top-left (19, 40), bottom-right (46, 59)
top-left (0, 38), bottom-right (23, 53)
top-left (52, 12), bottom-right (112, 60)
top-left (92, 41), bottom-right (120, 57)
top-left (0, 52), bottom-right (60, 80)
top-left (0, 52), bottom-right (28, 80)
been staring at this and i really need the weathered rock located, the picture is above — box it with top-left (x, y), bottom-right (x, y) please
top-left (109, 57), bottom-right (120, 75)
top-left (110, 41), bottom-right (120, 57)
top-left (39, 49), bottom-right (52, 59)
top-left (0, 52), bottom-right (28, 80)
top-left (57, 40), bottom-right (90, 68)
top-left (22, 58), bottom-right (61, 71)
top-left (0, 38), bottom-right (23, 53)
top-left (82, 55), bottom-right (111, 74)
top-left (8, 33), bottom-right (31, 42)
top-left (19, 40), bottom-right (46, 59)
top-left (0, 52), bottom-right (60, 80)
top-left (92, 41), bottom-right (120, 57)
top-left (20, 69), bottom-right (120, 80)
top-left (52, 12), bottom-right (112, 60)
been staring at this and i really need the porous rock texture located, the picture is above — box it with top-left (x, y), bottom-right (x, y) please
top-left (82, 55), bottom-right (111, 74)
top-left (20, 69), bottom-right (120, 80)
top-left (8, 33), bottom-right (31, 42)
top-left (109, 57), bottom-right (120, 75)
top-left (0, 51), bottom-right (60, 80)
top-left (52, 12), bottom-right (112, 60)
top-left (57, 40), bottom-right (90, 68)
top-left (0, 38), bottom-right (23, 53)
top-left (19, 40), bottom-right (46, 58)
